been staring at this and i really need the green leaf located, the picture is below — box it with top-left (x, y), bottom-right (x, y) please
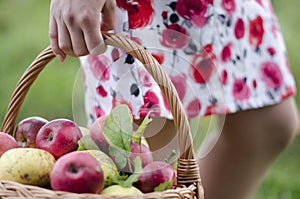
top-left (154, 180), bottom-right (173, 192)
top-left (109, 146), bottom-right (129, 170)
top-left (117, 157), bottom-right (143, 187)
top-left (77, 135), bottom-right (100, 151)
top-left (103, 104), bottom-right (133, 152)
top-left (132, 111), bottom-right (152, 144)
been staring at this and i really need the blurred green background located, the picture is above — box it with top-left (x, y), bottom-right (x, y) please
top-left (0, 0), bottom-right (299, 198)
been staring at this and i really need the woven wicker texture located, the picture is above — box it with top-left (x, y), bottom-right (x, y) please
top-left (0, 33), bottom-right (204, 199)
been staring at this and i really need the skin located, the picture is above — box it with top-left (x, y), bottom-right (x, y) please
top-left (49, 0), bottom-right (116, 62)
top-left (144, 97), bottom-right (298, 199)
top-left (49, 1), bottom-right (299, 198)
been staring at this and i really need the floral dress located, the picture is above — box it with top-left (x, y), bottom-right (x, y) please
top-left (80, 0), bottom-right (296, 125)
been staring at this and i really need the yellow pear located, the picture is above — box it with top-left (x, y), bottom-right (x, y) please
top-left (0, 148), bottom-right (55, 187)
top-left (84, 149), bottom-right (118, 187)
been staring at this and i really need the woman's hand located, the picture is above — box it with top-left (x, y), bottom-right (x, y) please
top-left (49, 0), bottom-right (116, 62)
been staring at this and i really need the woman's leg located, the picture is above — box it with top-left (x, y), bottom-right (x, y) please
top-left (198, 97), bottom-right (299, 199)
top-left (134, 117), bottom-right (178, 161)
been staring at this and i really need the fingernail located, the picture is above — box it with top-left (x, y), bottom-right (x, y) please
top-left (90, 43), bottom-right (107, 56)
top-left (57, 54), bottom-right (65, 63)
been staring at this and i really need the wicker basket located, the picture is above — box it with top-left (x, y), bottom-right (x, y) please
top-left (0, 33), bottom-right (204, 199)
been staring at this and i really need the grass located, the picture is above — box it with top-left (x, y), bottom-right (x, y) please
top-left (255, 135), bottom-right (300, 199)
top-left (0, 0), bottom-right (80, 123)
top-left (0, 0), bottom-right (299, 198)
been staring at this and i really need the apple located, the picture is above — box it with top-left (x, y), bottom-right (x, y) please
top-left (0, 132), bottom-right (18, 156)
top-left (100, 184), bottom-right (142, 196)
top-left (134, 161), bottom-right (176, 193)
top-left (90, 115), bottom-right (153, 172)
top-left (121, 142), bottom-right (153, 173)
top-left (130, 142), bottom-right (153, 168)
top-left (36, 118), bottom-right (82, 159)
top-left (14, 116), bottom-right (48, 148)
top-left (50, 151), bottom-right (104, 193)
top-left (89, 115), bottom-right (110, 154)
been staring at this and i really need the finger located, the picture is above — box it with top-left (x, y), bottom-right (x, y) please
top-left (101, 0), bottom-right (117, 31)
top-left (57, 19), bottom-right (75, 57)
top-left (49, 17), bottom-right (66, 62)
top-left (81, 15), bottom-right (106, 56)
top-left (68, 25), bottom-right (89, 57)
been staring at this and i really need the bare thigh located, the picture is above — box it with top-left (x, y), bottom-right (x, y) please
top-left (198, 97), bottom-right (299, 199)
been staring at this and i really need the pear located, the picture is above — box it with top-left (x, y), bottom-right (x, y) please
top-left (84, 149), bottom-right (118, 187)
top-left (100, 184), bottom-right (143, 196)
top-left (0, 148), bottom-right (55, 187)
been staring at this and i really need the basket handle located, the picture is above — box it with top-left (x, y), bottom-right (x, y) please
top-left (0, 33), bottom-right (203, 198)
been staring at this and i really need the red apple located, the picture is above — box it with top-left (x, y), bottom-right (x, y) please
top-left (134, 161), bottom-right (176, 193)
top-left (14, 116), bottom-right (48, 148)
top-left (50, 151), bottom-right (104, 193)
top-left (36, 118), bottom-right (82, 159)
top-left (0, 132), bottom-right (18, 156)
top-left (90, 116), bottom-right (109, 154)
top-left (122, 142), bottom-right (153, 173)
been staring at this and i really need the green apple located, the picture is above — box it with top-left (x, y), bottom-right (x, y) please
top-left (100, 184), bottom-right (143, 196)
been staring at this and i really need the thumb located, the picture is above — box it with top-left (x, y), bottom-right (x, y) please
top-left (101, 1), bottom-right (117, 31)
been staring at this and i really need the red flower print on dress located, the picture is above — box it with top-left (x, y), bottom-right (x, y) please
top-left (255, 0), bottom-right (263, 6)
top-left (111, 48), bottom-right (120, 62)
top-left (139, 90), bottom-right (161, 118)
top-left (187, 98), bottom-right (201, 118)
top-left (160, 23), bottom-right (189, 49)
top-left (88, 55), bottom-right (110, 81)
top-left (220, 70), bottom-right (228, 85)
top-left (162, 11), bottom-right (168, 20)
top-left (280, 86), bottom-right (296, 100)
top-left (190, 44), bottom-right (216, 84)
top-left (270, 23), bottom-right (278, 37)
top-left (126, 0), bottom-right (154, 29)
top-left (151, 51), bottom-right (165, 65)
top-left (221, 0), bottom-right (236, 14)
top-left (96, 85), bottom-right (108, 97)
top-left (221, 43), bottom-right (232, 62)
top-left (232, 78), bottom-right (250, 101)
top-left (205, 105), bottom-right (229, 116)
top-left (260, 61), bottom-right (283, 89)
top-left (116, 0), bottom-right (127, 10)
top-left (138, 69), bottom-right (153, 87)
top-left (94, 106), bottom-right (105, 118)
top-left (267, 47), bottom-right (276, 56)
top-left (112, 98), bottom-right (133, 115)
top-left (204, 105), bottom-right (222, 116)
top-left (234, 18), bottom-right (245, 39)
top-left (249, 15), bottom-right (265, 48)
top-left (252, 79), bottom-right (257, 89)
top-left (176, 0), bottom-right (211, 28)
top-left (170, 74), bottom-right (187, 101)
